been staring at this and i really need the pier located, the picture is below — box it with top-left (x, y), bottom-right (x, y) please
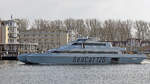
top-left (0, 55), bottom-right (17, 60)
top-left (0, 43), bottom-right (38, 60)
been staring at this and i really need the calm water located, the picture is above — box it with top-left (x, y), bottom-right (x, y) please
top-left (0, 60), bottom-right (150, 84)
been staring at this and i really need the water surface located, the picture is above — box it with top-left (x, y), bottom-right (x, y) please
top-left (0, 60), bottom-right (150, 84)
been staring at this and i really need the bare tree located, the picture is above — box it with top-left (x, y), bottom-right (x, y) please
top-left (85, 19), bottom-right (102, 39)
top-left (75, 19), bottom-right (87, 36)
top-left (115, 20), bottom-right (132, 41)
top-left (102, 20), bottom-right (117, 41)
top-left (134, 21), bottom-right (149, 40)
top-left (64, 18), bottom-right (77, 31)
top-left (16, 19), bottom-right (29, 32)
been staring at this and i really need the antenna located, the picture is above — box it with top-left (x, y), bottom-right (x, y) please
top-left (11, 14), bottom-right (13, 20)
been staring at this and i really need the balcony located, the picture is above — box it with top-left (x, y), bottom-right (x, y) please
top-left (8, 28), bottom-right (18, 33)
top-left (8, 33), bottom-right (18, 38)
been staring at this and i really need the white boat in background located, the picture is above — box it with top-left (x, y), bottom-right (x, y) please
top-left (18, 38), bottom-right (146, 64)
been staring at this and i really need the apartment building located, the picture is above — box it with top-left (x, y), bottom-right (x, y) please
top-left (0, 20), bottom-right (18, 44)
top-left (0, 21), bottom-right (8, 43)
top-left (19, 30), bottom-right (69, 52)
top-left (0, 21), bottom-right (2, 43)
top-left (0, 19), bottom-right (37, 59)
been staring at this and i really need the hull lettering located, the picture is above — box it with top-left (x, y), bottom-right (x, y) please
top-left (72, 57), bottom-right (105, 63)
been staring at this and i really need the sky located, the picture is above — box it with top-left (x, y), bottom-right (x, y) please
top-left (0, 0), bottom-right (150, 22)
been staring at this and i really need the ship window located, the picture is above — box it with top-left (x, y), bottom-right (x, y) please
top-left (72, 43), bottom-right (106, 46)
top-left (111, 58), bottom-right (119, 64)
top-left (77, 39), bottom-right (87, 42)
top-left (52, 51), bottom-right (118, 54)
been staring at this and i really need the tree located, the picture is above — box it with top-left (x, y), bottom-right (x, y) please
top-left (16, 19), bottom-right (29, 32)
top-left (115, 20), bottom-right (132, 41)
top-left (134, 21), bottom-right (149, 40)
top-left (85, 19), bottom-right (102, 40)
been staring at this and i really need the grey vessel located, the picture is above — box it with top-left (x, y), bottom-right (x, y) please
top-left (18, 38), bottom-right (146, 64)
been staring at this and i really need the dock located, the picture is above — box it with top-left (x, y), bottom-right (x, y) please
top-left (0, 55), bottom-right (17, 60)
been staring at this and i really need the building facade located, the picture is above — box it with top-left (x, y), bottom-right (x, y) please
top-left (0, 21), bottom-right (8, 43)
top-left (0, 43), bottom-right (37, 59)
top-left (0, 21), bottom-right (2, 43)
top-left (0, 19), bottom-right (37, 59)
top-left (0, 20), bottom-right (18, 44)
top-left (19, 30), bottom-right (69, 52)
top-left (102, 38), bottom-right (150, 53)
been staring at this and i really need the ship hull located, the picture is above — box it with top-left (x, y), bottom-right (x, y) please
top-left (18, 54), bottom-right (146, 64)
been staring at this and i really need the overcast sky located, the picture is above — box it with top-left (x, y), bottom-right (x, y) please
top-left (0, 0), bottom-right (150, 22)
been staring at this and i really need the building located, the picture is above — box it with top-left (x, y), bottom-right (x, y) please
top-left (0, 21), bottom-right (9, 43)
top-left (0, 20), bottom-right (18, 44)
top-left (19, 30), bottom-right (69, 52)
top-left (0, 19), bottom-right (37, 59)
top-left (0, 43), bottom-right (37, 60)
top-left (102, 38), bottom-right (150, 53)
top-left (0, 21), bottom-right (2, 43)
